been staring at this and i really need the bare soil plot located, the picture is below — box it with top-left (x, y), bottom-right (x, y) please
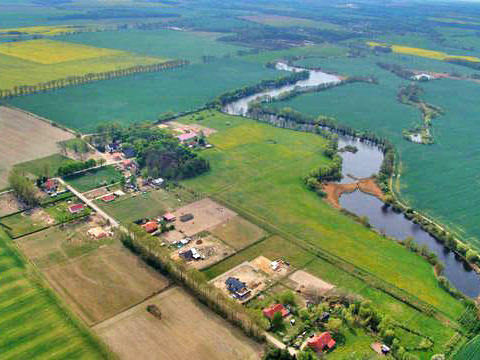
top-left (159, 229), bottom-right (184, 244)
top-left (212, 261), bottom-right (271, 303)
top-left (209, 215), bottom-right (267, 250)
top-left (287, 270), bottom-right (335, 296)
top-left (171, 235), bottom-right (235, 270)
top-left (172, 198), bottom-right (236, 236)
top-left (250, 256), bottom-right (291, 278)
top-left (0, 192), bottom-right (25, 217)
top-left (94, 286), bottom-right (262, 360)
top-left (0, 106), bottom-right (73, 188)
top-left (166, 121), bottom-right (217, 137)
top-left (16, 214), bottom-right (111, 268)
top-left (43, 244), bottom-right (170, 325)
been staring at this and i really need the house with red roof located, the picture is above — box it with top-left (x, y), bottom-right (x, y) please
top-left (44, 179), bottom-right (57, 192)
top-left (102, 194), bottom-right (116, 203)
top-left (307, 332), bottom-right (336, 352)
top-left (177, 132), bottom-right (198, 143)
top-left (142, 221), bottom-right (158, 233)
top-left (68, 204), bottom-right (84, 214)
top-left (262, 304), bottom-right (289, 320)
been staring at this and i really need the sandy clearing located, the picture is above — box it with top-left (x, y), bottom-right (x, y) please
top-left (0, 192), bottom-right (24, 217)
top-left (324, 178), bottom-right (383, 209)
top-left (288, 270), bottom-right (335, 294)
top-left (0, 106), bottom-right (73, 187)
top-left (94, 286), bottom-right (263, 360)
top-left (166, 121), bottom-right (217, 137)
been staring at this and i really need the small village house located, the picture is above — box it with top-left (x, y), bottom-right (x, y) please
top-left (68, 204), bottom-right (84, 214)
top-left (163, 213), bottom-right (176, 222)
top-left (225, 277), bottom-right (251, 300)
top-left (101, 194), bottom-right (116, 203)
top-left (142, 221), bottom-right (158, 233)
top-left (262, 304), bottom-right (289, 320)
top-left (307, 332), bottom-right (336, 352)
top-left (87, 227), bottom-right (108, 239)
top-left (177, 132), bottom-right (198, 144)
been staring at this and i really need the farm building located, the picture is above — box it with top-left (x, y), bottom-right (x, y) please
top-left (152, 178), bottom-right (164, 186)
top-left (180, 247), bottom-right (202, 261)
top-left (43, 178), bottom-right (57, 193)
top-left (87, 227), bottom-right (108, 239)
top-left (307, 332), bottom-right (336, 352)
top-left (177, 132), bottom-right (198, 143)
top-left (225, 277), bottom-right (251, 300)
top-left (412, 73), bottom-right (432, 81)
top-left (106, 143), bottom-right (121, 153)
top-left (68, 204), bottom-right (84, 214)
top-left (163, 213), bottom-right (176, 222)
top-left (102, 194), bottom-right (116, 203)
top-left (142, 221), bottom-right (158, 233)
top-left (262, 304), bottom-right (289, 319)
top-left (180, 213), bottom-right (194, 222)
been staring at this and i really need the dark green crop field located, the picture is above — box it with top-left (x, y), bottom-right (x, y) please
top-left (8, 59), bottom-right (284, 132)
top-left (268, 53), bottom-right (480, 250)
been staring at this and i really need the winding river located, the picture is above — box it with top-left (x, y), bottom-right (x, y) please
top-left (224, 63), bottom-right (480, 298)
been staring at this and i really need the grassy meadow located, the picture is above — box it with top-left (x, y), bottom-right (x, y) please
top-left (15, 154), bottom-right (76, 178)
top-left (181, 110), bottom-right (464, 319)
top-left (65, 166), bottom-right (122, 193)
top-left (0, 229), bottom-right (110, 359)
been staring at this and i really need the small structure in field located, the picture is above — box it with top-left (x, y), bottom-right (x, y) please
top-left (225, 277), bottom-right (251, 300)
top-left (152, 178), bottom-right (165, 187)
top-left (163, 213), bottom-right (176, 222)
top-left (262, 304), bottom-right (289, 320)
top-left (180, 213), bottom-right (194, 222)
top-left (179, 247), bottom-right (202, 261)
top-left (122, 147), bottom-right (136, 159)
top-left (412, 73), bottom-right (432, 81)
top-left (68, 204), bottom-right (84, 214)
top-left (101, 194), bottom-right (116, 203)
top-left (307, 332), bottom-right (336, 352)
top-left (43, 178), bottom-right (58, 193)
top-left (146, 304), bottom-right (162, 319)
top-left (142, 221), bottom-right (158, 233)
top-left (87, 227), bottom-right (108, 239)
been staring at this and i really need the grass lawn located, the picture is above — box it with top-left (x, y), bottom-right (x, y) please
top-left (327, 328), bottom-right (384, 360)
top-left (0, 211), bottom-right (49, 238)
top-left (65, 165), bottom-right (122, 193)
top-left (182, 110), bottom-right (464, 321)
top-left (43, 199), bottom-right (91, 223)
top-left (98, 188), bottom-right (189, 223)
top-left (0, 228), bottom-right (110, 359)
top-left (15, 153), bottom-right (75, 178)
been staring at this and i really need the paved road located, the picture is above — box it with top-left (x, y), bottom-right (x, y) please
top-left (56, 177), bottom-right (119, 228)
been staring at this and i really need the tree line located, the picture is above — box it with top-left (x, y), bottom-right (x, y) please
top-left (8, 169), bottom-right (38, 207)
top-left (0, 60), bottom-right (189, 100)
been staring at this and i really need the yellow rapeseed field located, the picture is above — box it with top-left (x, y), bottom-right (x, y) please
top-left (367, 41), bottom-right (480, 62)
top-left (0, 25), bottom-right (86, 36)
top-left (0, 39), bottom-right (128, 64)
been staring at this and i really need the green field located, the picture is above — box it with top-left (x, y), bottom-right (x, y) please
top-left (98, 189), bottom-right (189, 223)
top-left (8, 58), bottom-right (284, 132)
top-left (57, 29), bottom-right (249, 64)
top-left (0, 211), bottom-right (49, 238)
top-left (0, 228), bottom-right (110, 359)
top-left (15, 154), bottom-right (75, 178)
top-left (181, 110), bottom-right (464, 320)
top-left (454, 335), bottom-right (480, 360)
top-left (65, 166), bottom-right (122, 193)
top-left (268, 54), bottom-right (480, 250)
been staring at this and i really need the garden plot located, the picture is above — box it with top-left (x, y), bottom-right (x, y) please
top-left (93, 286), bottom-right (262, 360)
top-left (209, 215), bottom-right (267, 250)
top-left (172, 198), bottom-right (236, 236)
top-left (211, 261), bottom-right (272, 303)
top-left (16, 214), bottom-right (113, 268)
top-left (171, 234), bottom-right (235, 270)
top-left (0, 207), bottom-right (54, 238)
top-left (43, 243), bottom-right (170, 325)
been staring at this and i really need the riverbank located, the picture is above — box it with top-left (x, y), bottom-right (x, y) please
top-left (324, 178), bottom-right (383, 209)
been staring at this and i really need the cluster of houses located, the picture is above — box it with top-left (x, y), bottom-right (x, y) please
top-left (140, 212), bottom-right (176, 234)
top-left (175, 130), bottom-right (212, 149)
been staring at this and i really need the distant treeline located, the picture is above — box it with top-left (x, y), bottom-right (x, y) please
top-left (50, 9), bottom-right (181, 21)
top-left (377, 62), bottom-right (415, 80)
top-left (446, 58), bottom-right (480, 70)
top-left (0, 60), bottom-right (188, 100)
top-left (207, 70), bottom-right (308, 107)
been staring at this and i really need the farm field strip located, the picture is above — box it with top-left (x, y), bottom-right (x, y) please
top-left (0, 229), bottom-right (109, 359)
